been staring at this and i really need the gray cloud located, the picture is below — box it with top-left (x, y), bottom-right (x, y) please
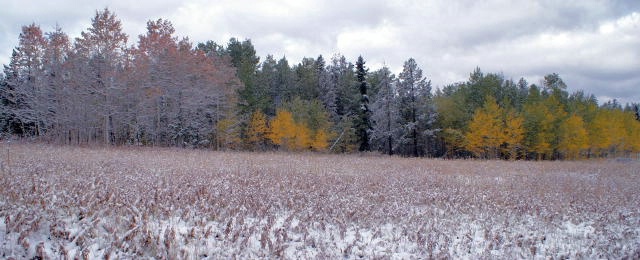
top-left (1, 0), bottom-right (638, 104)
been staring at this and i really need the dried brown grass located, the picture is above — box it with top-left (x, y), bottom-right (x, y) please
top-left (0, 143), bottom-right (639, 258)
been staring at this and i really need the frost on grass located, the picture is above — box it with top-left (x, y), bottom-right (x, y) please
top-left (0, 143), bottom-right (639, 259)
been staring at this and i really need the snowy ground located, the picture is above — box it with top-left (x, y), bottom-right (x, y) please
top-left (1, 143), bottom-right (639, 259)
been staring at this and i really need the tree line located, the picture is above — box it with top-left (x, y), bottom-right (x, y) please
top-left (436, 71), bottom-right (640, 160)
top-left (1, 9), bottom-right (639, 159)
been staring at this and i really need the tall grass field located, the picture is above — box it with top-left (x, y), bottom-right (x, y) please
top-left (1, 143), bottom-right (639, 258)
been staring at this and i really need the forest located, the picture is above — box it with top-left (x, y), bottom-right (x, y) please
top-left (1, 8), bottom-right (639, 160)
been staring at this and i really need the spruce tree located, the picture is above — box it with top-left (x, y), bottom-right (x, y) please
top-left (397, 58), bottom-right (437, 157)
top-left (370, 67), bottom-right (398, 155)
top-left (0, 71), bottom-right (8, 133)
top-left (355, 56), bottom-right (371, 151)
top-left (227, 38), bottom-right (263, 115)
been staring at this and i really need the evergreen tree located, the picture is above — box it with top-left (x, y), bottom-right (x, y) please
top-left (396, 58), bottom-right (437, 157)
top-left (43, 25), bottom-right (72, 143)
top-left (2, 24), bottom-right (48, 137)
top-left (1, 51), bottom-right (23, 135)
top-left (293, 57), bottom-right (320, 100)
top-left (516, 77), bottom-right (530, 110)
top-left (434, 83), bottom-right (468, 131)
top-left (370, 66), bottom-right (397, 155)
top-left (274, 56), bottom-right (295, 108)
top-left (543, 73), bottom-right (568, 101)
top-left (0, 72), bottom-right (7, 133)
top-left (227, 38), bottom-right (265, 115)
top-left (196, 40), bottom-right (225, 57)
top-left (329, 54), bottom-right (357, 118)
top-left (440, 128), bottom-right (465, 158)
top-left (316, 55), bottom-right (338, 119)
top-left (75, 8), bottom-right (129, 144)
top-left (567, 90), bottom-right (598, 123)
top-left (257, 55), bottom-right (277, 115)
top-left (355, 56), bottom-right (371, 151)
top-left (326, 54), bottom-right (358, 152)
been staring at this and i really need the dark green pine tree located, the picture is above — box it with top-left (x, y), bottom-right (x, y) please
top-left (196, 40), bottom-right (225, 57)
top-left (225, 38), bottom-right (265, 115)
top-left (355, 56), bottom-right (371, 151)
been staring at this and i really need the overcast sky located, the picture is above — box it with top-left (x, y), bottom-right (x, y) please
top-left (1, 0), bottom-right (639, 104)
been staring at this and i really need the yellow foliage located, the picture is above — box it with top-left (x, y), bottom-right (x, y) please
top-left (619, 111), bottom-right (640, 154)
top-left (558, 114), bottom-right (589, 159)
top-left (246, 110), bottom-right (269, 149)
top-left (606, 110), bottom-right (627, 155)
top-left (526, 102), bottom-right (556, 160)
top-left (626, 117), bottom-right (640, 153)
top-left (503, 111), bottom-right (525, 160)
top-left (465, 96), bottom-right (504, 159)
top-left (588, 109), bottom-right (634, 156)
top-left (293, 123), bottom-right (312, 150)
top-left (588, 110), bottom-right (612, 154)
top-left (268, 108), bottom-right (333, 152)
top-left (311, 129), bottom-right (330, 151)
top-left (268, 109), bottom-right (296, 149)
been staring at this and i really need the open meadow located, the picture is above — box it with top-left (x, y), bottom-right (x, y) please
top-left (0, 143), bottom-right (639, 259)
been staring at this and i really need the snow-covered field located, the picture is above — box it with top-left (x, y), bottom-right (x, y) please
top-left (0, 143), bottom-right (639, 259)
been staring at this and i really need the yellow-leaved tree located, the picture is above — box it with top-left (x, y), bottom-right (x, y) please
top-left (523, 95), bottom-right (563, 160)
top-left (268, 109), bottom-right (296, 150)
top-left (246, 110), bottom-right (269, 150)
top-left (502, 111), bottom-right (525, 160)
top-left (465, 96), bottom-right (505, 159)
top-left (623, 111), bottom-right (640, 155)
top-left (588, 109), bottom-right (629, 157)
top-left (587, 109), bottom-right (611, 156)
top-left (607, 110), bottom-right (628, 156)
top-left (311, 129), bottom-right (330, 151)
top-left (293, 123), bottom-right (312, 150)
top-left (558, 114), bottom-right (589, 159)
top-left (284, 98), bottom-right (334, 151)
